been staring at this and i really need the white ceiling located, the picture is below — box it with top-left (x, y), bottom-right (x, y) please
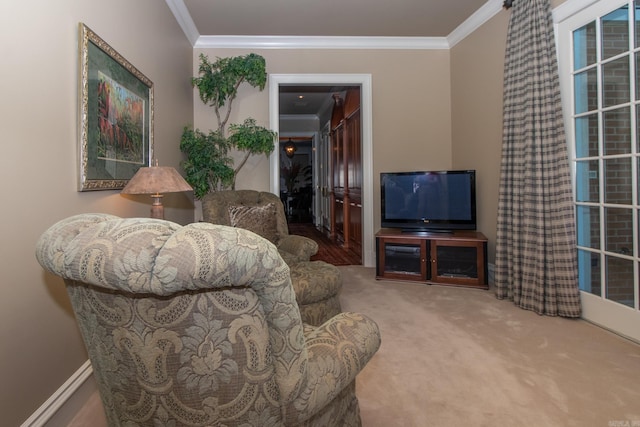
top-left (181, 0), bottom-right (491, 38)
top-left (167, 0), bottom-right (505, 48)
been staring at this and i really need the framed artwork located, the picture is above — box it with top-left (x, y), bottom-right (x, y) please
top-left (78, 23), bottom-right (153, 191)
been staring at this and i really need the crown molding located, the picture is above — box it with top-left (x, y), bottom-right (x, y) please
top-left (447, 0), bottom-right (504, 48)
top-left (280, 114), bottom-right (320, 122)
top-left (279, 131), bottom-right (317, 138)
top-left (194, 35), bottom-right (449, 50)
top-left (165, 0), bottom-right (199, 46)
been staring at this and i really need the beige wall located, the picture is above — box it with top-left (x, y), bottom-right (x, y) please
top-left (450, 11), bottom-right (510, 263)
top-left (193, 48), bottom-right (453, 230)
top-left (0, 1), bottom-right (194, 424)
top-left (451, 0), bottom-right (568, 263)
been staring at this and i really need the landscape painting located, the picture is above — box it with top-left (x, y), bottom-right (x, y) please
top-left (78, 23), bottom-right (153, 191)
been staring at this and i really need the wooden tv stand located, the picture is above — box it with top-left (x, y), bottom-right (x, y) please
top-left (375, 228), bottom-right (488, 289)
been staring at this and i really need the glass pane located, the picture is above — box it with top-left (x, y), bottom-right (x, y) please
top-left (575, 114), bottom-right (599, 158)
top-left (604, 207), bottom-right (633, 254)
top-left (603, 107), bottom-right (632, 155)
top-left (604, 158), bottom-right (633, 204)
top-left (577, 205), bottom-right (601, 249)
top-left (637, 105), bottom-right (640, 151)
top-left (601, 6), bottom-right (629, 60)
top-left (638, 158), bottom-right (640, 203)
top-left (636, 52), bottom-right (640, 100)
top-left (384, 243), bottom-right (421, 275)
top-left (574, 68), bottom-right (599, 114)
top-left (576, 160), bottom-right (599, 203)
top-left (574, 21), bottom-right (597, 70)
top-left (437, 246), bottom-right (478, 279)
top-left (578, 249), bottom-right (601, 295)
top-left (602, 57), bottom-right (630, 108)
top-left (637, 1), bottom-right (640, 47)
top-left (605, 255), bottom-right (634, 307)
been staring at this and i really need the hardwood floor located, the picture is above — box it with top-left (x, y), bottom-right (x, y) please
top-left (287, 222), bottom-right (361, 266)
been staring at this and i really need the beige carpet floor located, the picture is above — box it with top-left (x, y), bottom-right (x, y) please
top-left (70, 266), bottom-right (640, 426)
top-left (342, 266), bottom-right (640, 427)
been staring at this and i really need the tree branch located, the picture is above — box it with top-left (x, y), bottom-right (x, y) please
top-left (221, 77), bottom-right (246, 131)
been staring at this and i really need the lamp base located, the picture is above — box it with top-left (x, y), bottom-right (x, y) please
top-left (150, 194), bottom-right (164, 219)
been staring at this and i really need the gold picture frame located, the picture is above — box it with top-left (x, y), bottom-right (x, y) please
top-left (78, 23), bottom-right (153, 191)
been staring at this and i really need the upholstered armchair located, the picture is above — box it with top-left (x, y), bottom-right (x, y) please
top-left (201, 190), bottom-right (318, 265)
top-left (36, 214), bottom-right (380, 426)
top-left (201, 190), bottom-right (342, 326)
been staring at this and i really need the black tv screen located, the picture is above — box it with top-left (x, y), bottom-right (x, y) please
top-left (381, 170), bottom-right (476, 232)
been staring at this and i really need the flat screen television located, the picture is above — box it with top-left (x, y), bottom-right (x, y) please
top-left (380, 170), bottom-right (476, 233)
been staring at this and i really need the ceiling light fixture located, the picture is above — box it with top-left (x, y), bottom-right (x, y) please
top-left (283, 138), bottom-right (297, 158)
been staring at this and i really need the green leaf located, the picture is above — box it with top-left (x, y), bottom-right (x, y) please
top-left (183, 53), bottom-right (275, 196)
top-left (180, 126), bottom-right (234, 198)
top-left (228, 118), bottom-right (276, 155)
top-left (192, 53), bottom-right (267, 109)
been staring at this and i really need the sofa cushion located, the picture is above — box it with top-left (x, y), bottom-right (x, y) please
top-left (228, 203), bottom-right (278, 244)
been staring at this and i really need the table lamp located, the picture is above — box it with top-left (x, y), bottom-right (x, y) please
top-left (121, 160), bottom-right (193, 219)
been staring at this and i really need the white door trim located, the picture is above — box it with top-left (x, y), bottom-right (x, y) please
top-left (269, 74), bottom-right (374, 267)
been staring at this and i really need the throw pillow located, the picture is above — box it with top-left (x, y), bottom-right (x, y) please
top-left (228, 203), bottom-right (278, 244)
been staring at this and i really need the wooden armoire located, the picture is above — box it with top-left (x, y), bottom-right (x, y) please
top-left (330, 87), bottom-right (362, 258)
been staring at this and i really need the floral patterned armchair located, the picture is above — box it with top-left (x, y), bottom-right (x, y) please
top-left (201, 190), bottom-right (318, 265)
top-left (36, 214), bottom-right (380, 426)
top-left (200, 190), bottom-right (342, 327)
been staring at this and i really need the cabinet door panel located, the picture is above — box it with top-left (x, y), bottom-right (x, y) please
top-left (376, 235), bottom-right (428, 280)
top-left (375, 230), bottom-right (488, 289)
top-left (430, 240), bottom-right (487, 287)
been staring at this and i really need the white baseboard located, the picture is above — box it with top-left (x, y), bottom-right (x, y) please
top-left (21, 361), bottom-right (95, 427)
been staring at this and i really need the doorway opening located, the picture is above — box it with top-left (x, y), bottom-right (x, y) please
top-left (269, 74), bottom-right (374, 267)
top-left (279, 135), bottom-right (314, 224)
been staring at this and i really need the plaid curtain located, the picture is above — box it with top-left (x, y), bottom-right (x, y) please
top-left (494, 0), bottom-right (581, 317)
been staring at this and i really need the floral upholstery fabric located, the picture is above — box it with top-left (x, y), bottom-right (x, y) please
top-left (202, 190), bottom-right (341, 325)
top-left (201, 190), bottom-right (318, 264)
top-left (36, 214), bottom-right (381, 426)
top-left (228, 202), bottom-right (279, 244)
top-left (290, 261), bottom-right (342, 326)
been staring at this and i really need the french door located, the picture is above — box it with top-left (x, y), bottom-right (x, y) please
top-left (558, 0), bottom-right (640, 342)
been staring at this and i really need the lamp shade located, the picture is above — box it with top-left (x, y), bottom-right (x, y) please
top-left (121, 164), bottom-right (193, 195)
top-left (121, 161), bottom-right (192, 219)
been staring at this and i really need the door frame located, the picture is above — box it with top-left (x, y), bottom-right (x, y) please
top-left (269, 74), bottom-right (374, 267)
top-left (556, 0), bottom-right (640, 343)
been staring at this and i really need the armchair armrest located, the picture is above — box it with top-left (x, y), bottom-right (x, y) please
top-left (277, 234), bottom-right (318, 262)
top-left (284, 312), bottom-right (381, 424)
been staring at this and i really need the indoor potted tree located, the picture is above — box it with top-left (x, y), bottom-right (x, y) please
top-left (180, 53), bottom-right (277, 198)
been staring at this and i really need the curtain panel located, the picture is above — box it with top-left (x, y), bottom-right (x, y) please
top-left (495, 0), bottom-right (581, 317)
